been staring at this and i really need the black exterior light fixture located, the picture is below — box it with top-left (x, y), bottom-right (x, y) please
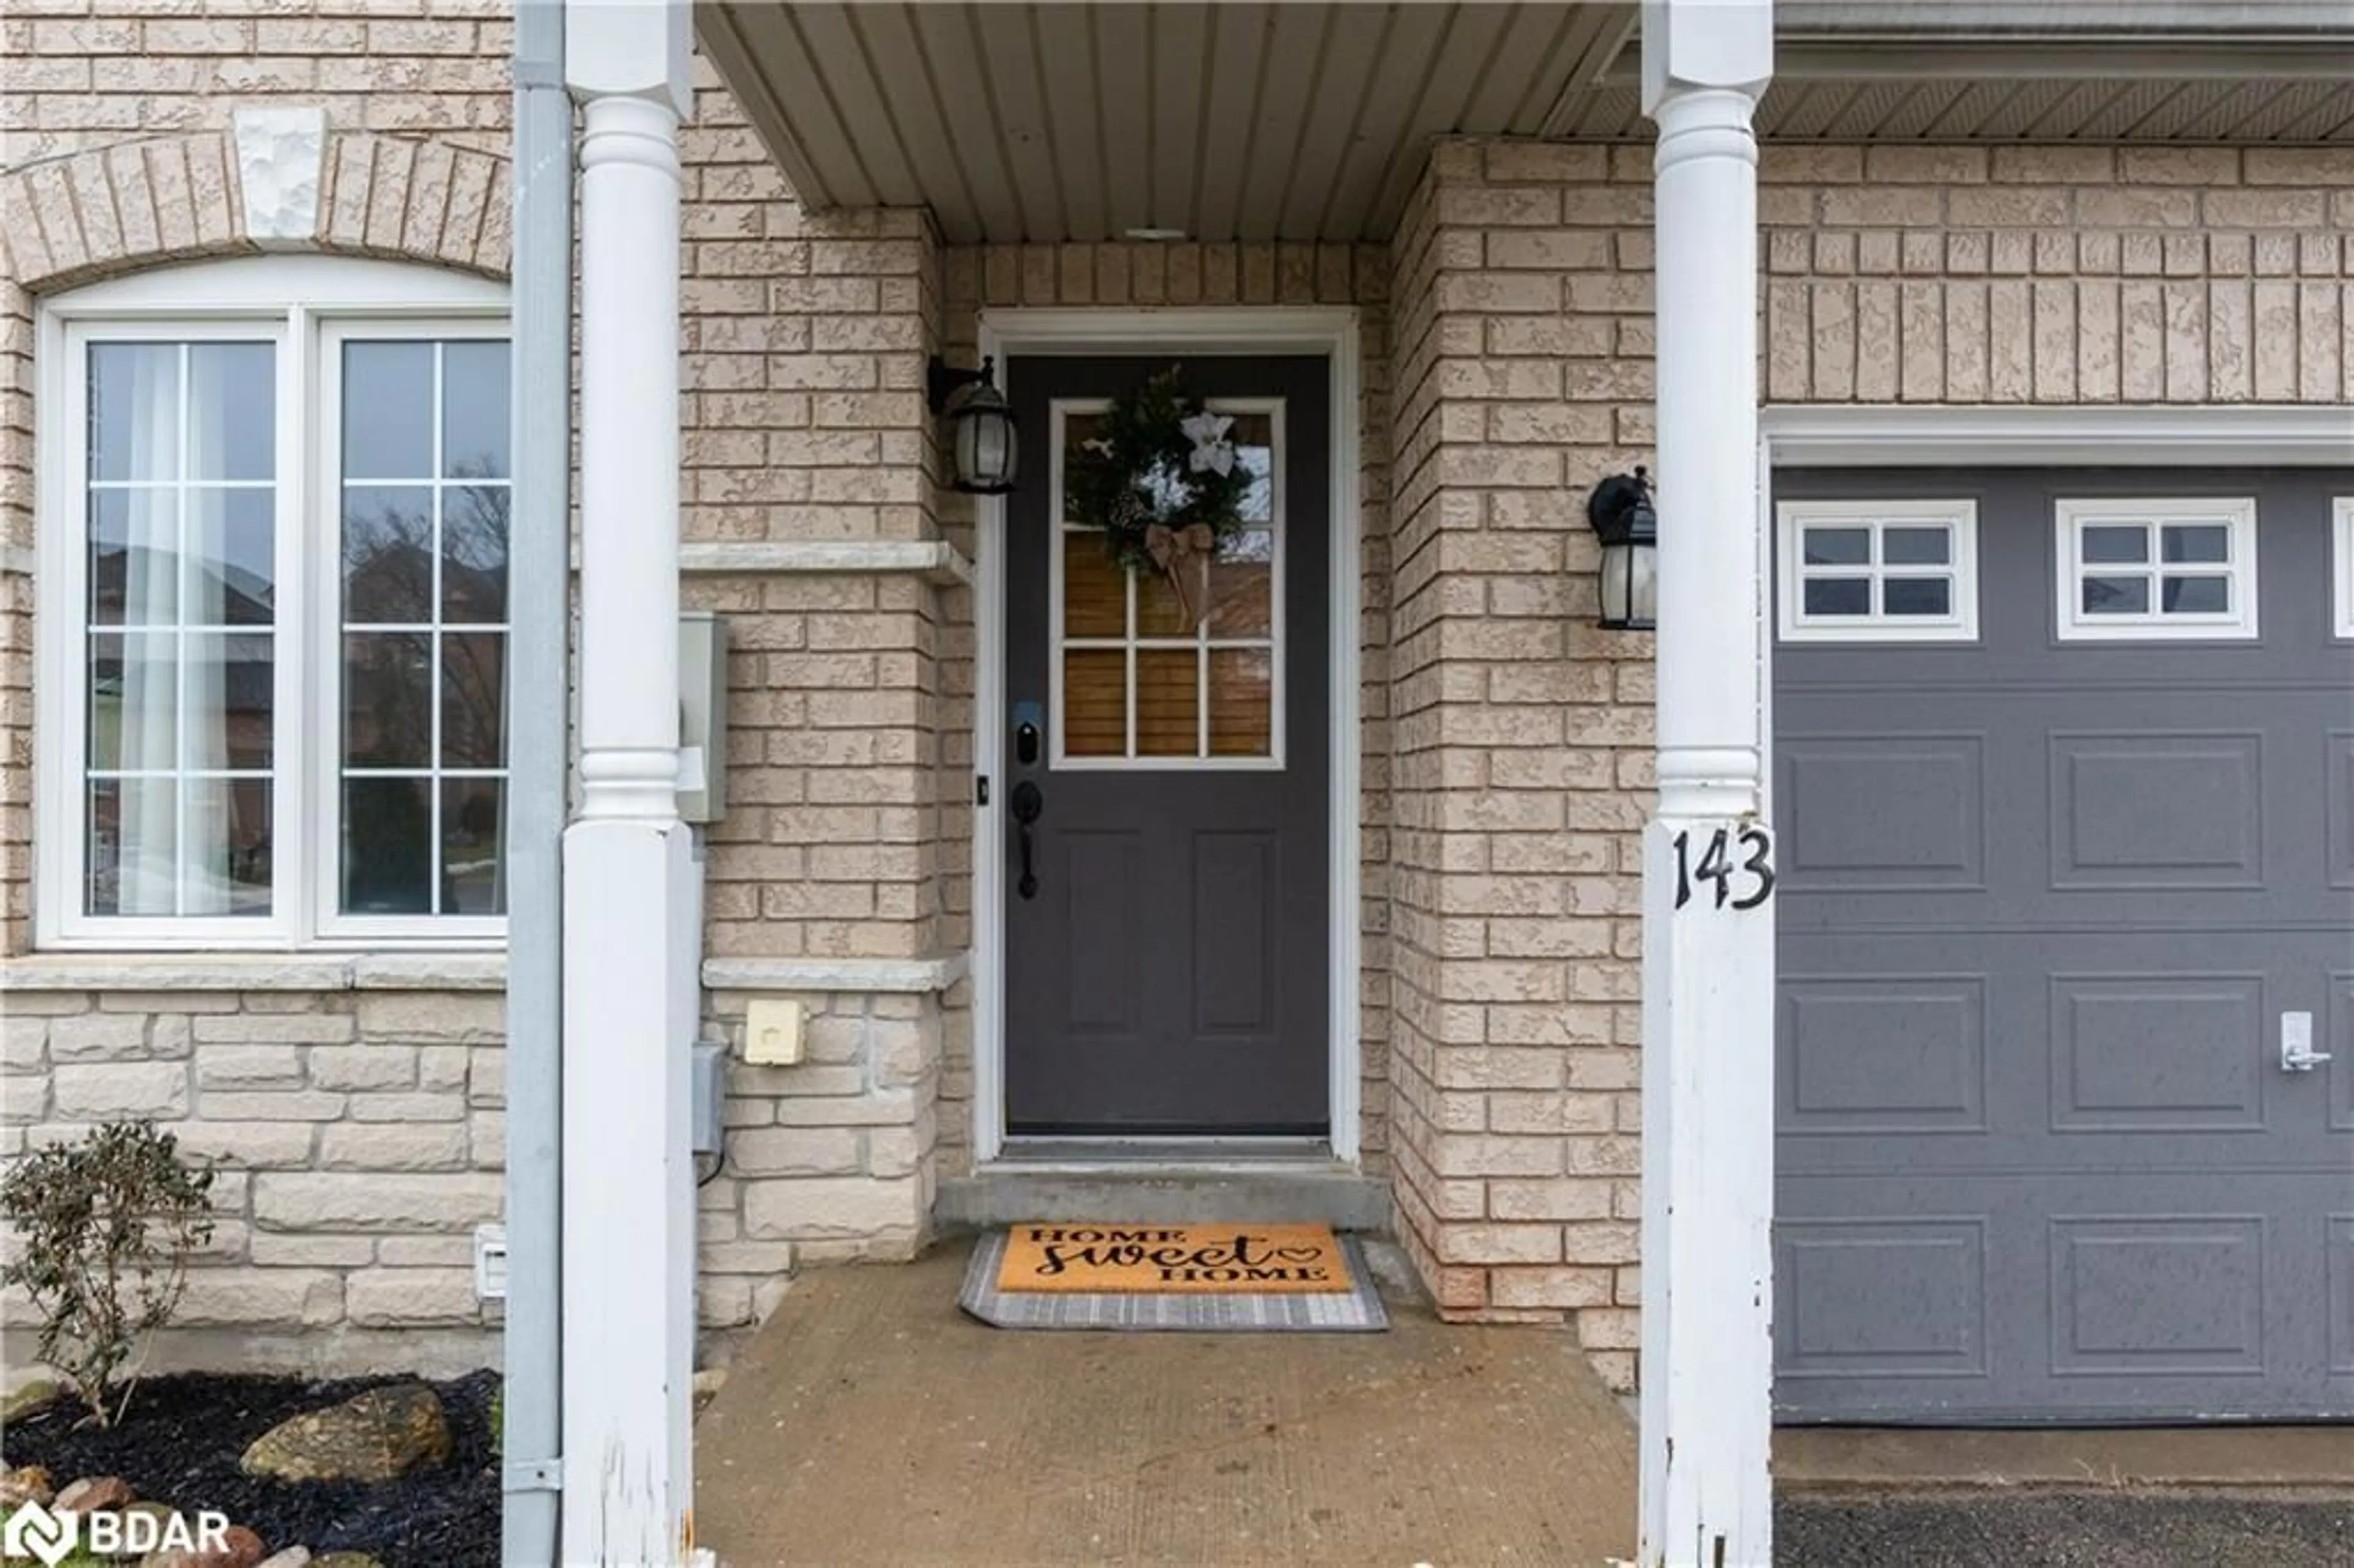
top-left (1585, 465), bottom-right (1658, 631)
top-left (927, 355), bottom-right (1019, 495)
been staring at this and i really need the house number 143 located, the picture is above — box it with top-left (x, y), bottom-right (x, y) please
top-left (1672, 826), bottom-right (1775, 911)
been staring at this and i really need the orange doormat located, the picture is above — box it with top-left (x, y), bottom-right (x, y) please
top-left (996, 1222), bottom-right (1354, 1295)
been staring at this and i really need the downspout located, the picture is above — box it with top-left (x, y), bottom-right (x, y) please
top-left (502, 0), bottom-right (571, 1560)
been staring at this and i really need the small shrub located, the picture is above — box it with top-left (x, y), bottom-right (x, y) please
top-left (0, 1121), bottom-right (216, 1428)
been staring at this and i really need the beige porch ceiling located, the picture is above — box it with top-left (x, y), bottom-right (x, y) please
top-left (695, 2), bottom-right (1636, 243)
top-left (696, 2), bottom-right (2354, 245)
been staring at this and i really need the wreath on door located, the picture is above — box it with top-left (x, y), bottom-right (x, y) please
top-left (1065, 367), bottom-right (1254, 631)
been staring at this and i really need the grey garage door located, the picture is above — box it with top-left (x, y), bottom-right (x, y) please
top-left (1773, 468), bottom-right (2354, 1424)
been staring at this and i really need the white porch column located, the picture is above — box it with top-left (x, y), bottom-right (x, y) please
top-left (562, 2), bottom-right (698, 1563)
top-left (1637, 2), bottom-right (1775, 1566)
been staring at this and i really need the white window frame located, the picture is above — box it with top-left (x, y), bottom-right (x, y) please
top-left (1045, 396), bottom-right (1288, 772)
top-left (2052, 496), bottom-right (2259, 643)
top-left (34, 256), bottom-right (510, 951)
top-left (1775, 498), bottom-right (1979, 644)
top-left (2334, 498), bottom-right (2354, 642)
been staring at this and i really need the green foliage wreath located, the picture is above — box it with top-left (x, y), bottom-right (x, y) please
top-left (1065, 367), bottom-right (1254, 575)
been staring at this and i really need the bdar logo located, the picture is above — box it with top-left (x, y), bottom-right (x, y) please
top-left (3, 1502), bottom-right (230, 1564)
top-left (1, 1501), bottom-right (74, 1567)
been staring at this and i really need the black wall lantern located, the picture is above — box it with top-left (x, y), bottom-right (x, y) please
top-left (1585, 465), bottom-right (1658, 631)
top-left (928, 355), bottom-right (1019, 495)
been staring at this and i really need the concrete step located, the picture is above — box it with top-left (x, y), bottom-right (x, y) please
top-left (935, 1154), bottom-right (1390, 1232)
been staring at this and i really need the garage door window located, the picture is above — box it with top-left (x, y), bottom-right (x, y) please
top-left (2334, 497), bottom-right (2353, 640)
top-left (2055, 498), bottom-right (2258, 642)
top-left (1776, 500), bottom-right (1978, 644)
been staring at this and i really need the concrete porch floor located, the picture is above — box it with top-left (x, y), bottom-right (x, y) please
top-left (693, 1242), bottom-right (1638, 1567)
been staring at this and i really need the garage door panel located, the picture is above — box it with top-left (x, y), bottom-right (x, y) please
top-left (1786, 935), bottom-right (2337, 1178)
top-left (2329, 1217), bottom-right (2354, 1377)
top-left (2049, 731), bottom-right (2265, 891)
top-left (1774, 468), bottom-right (2354, 1425)
top-left (1779, 734), bottom-right (1987, 891)
top-left (2328, 732), bottom-right (2354, 891)
top-left (2050, 1215), bottom-right (2268, 1379)
top-left (1778, 1174), bottom-right (2353, 1421)
top-left (1780, 975), bottom-right (1988, 1135)
top-left (2330, 975), bottom-right (2354, 1134)
top-left (1778, 1216), bottom-right (1989, 1382)
top-left (2049, 973), bottom-right (2266, 1134)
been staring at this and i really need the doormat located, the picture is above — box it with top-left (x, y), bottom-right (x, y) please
top-left (958, 1223), bottom-right (1388, 1331)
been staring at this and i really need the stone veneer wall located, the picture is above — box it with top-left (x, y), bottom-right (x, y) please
top-left (929, 242), bottom-right (1396, 1179)
top-left (1384, 137), bottom-right (2354, 1390)
top-left (3, 972), bottom-right (505, 1373)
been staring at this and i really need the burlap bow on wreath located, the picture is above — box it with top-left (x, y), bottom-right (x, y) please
top-left (1144, 521), bottom-right (1217, 631)
top-left (1066, 367), bottom-right (1255, 633)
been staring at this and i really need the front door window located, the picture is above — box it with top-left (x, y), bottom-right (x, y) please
top-left (1053, 403), bottom-right (1284, 764)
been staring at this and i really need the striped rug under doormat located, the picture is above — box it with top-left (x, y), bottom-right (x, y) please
top-left (958, 1224), bottom-right (1388, 1332)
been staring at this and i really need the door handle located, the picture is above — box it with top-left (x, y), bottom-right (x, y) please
top-left (1011, 780), bottom-right (1043, 900)
top-left (2281, 1011), bottom-right (2331, 1073)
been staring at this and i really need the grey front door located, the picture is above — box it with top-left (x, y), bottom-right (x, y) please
top-left (1773, 468), bottom-right (2354, 1423)
top-left (1002, 355), bottom-right (1330, 1135)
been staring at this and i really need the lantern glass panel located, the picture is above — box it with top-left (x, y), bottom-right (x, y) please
top-left (955, 403), bottom-right (1017, 492)
top-left (1600, 540), bottom-right (1658, 629)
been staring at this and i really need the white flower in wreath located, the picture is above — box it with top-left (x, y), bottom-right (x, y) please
top-left (1181, 410), bottom-right (1236, 478)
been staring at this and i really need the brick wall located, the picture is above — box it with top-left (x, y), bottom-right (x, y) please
top-left (1381, 135), bottom-right (2354, 1388)
top-left (1758, 143), bottom-right (2354, 404)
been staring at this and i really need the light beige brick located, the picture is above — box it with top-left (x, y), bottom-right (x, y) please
top-left (253, 1172), bottom-right (502, 1232)
top-left (46, 1012), bottom-right (151, 1061)
top-left (177, 1271), bottom-right (343, 1328)
top-left (53, 1061), bottom-right (188, 1119)
top-left (310, 1044), bottom-right (420, 1091)
top-left (346, 1267), bottom-right (482, 1326)
top-left (741, 1176), bottom-right (921, 1240)
top-left (319, 1122), bottom-right (470, 1171)
top-left (195, 1045), bottom-right (305, 1089)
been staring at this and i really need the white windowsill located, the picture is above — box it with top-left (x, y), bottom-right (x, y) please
top-left (0, 951), bottom-right (508, 992)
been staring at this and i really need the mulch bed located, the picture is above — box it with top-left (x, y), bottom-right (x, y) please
top-left (1, 1370), bottom-right (500, 1568)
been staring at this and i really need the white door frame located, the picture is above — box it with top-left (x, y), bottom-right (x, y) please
top-left (970, 306), bottom-right (1364, 1166)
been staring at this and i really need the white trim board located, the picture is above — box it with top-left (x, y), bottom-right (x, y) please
top-left (969, 306), bottom-right (1364, 1168)
top-left (1764, 405), bottom-right (2354, 468)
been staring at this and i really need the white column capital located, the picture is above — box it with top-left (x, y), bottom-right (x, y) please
top-left (565, 0), bottom-right (692, 118)
top-left (1642, 0), bottom-right (1774, 113)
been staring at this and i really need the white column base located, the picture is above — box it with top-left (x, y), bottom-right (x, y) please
top-left (560, 818), bottom-right (698, 1565)
top-left (1638, 816), bottom-right (1776, 1568)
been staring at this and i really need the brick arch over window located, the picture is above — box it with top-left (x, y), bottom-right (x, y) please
top-left (1, 131), bottom-right (511, 294)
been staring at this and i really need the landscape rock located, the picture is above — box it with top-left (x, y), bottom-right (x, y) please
top-left (238, 1385), bottom-right (450, 1485)
top-left (309, 1556), bottom-right (384, 1568)
top-left (1, 1380), bottom-right (59, 1423)
top-left (55, 1473), bottom-right (134, 1512)
top-left (0, 1465), bottom-right (53, 1507)
top-left (254, 1547), bottom-right (312, 1568)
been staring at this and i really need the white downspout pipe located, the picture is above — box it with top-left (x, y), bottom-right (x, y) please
top-left (500, 1), bottom-right (571, 1561)
top-left (1637, 2), bottom-right (1777, 1565)
top-left (562, 1), bottom-right (698, 1560)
